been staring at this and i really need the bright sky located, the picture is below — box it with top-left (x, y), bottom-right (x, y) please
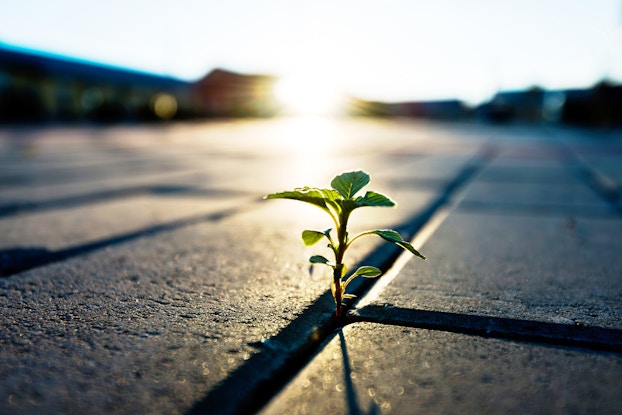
top-left (1, 0), bottom-right (621, 104)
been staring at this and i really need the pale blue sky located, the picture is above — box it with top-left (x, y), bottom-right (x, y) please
top-left (1, 0), bottom-right (621, 103)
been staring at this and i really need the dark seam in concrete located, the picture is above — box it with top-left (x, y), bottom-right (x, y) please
top-left (348, 306), bottom-right (622, 354)
top-left (0, 161), bottom-right (184, 188)
top-left (557, 142), bottom-right (622, 214)
top-left (575, 164), bottom-right (622, 210)
top-left (456, 200), bottom-right (619, 218)
top-left (186, 290), bottom-right (341, 415)
top-left (185, 146), bottom-right (494, 415)
top-left (0, 186), bottom-right (249, 218)
top-left (0, 199), bottom-right (261, 278)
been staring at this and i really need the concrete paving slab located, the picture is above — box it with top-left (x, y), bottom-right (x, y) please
top-left (355, 210), bottom-right (622, 330)
top-left (461, 148), bottom-right (617, 216)
top-left (558, 128), bottom-right (622, 208)
top-left (1, 156), bottom-right (189, 188)
top-left (0, 169), bottom-right (216, 208)
top-left (382, 154), bottom-right (481, 191)
top-left (0, 194), bottom-right (254, 252)
top-left (580, 158), bottom-right (622, 184)
top-left (477, 160), bottom-right (579, 184)
top-left (460, 181), bottom-right (616, 216)
top-left (261, 322), bottom-right (622, 415)
top-left (568, 148), bottom-right (622, 210)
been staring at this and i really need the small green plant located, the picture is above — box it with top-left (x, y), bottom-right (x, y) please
top-left (265, 170), bottom-right (425, 317)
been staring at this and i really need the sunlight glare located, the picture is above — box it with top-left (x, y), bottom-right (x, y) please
top-left (274, 76), bottom-right (344, 115)
top-left (269, 116), bottom-right (342, 185)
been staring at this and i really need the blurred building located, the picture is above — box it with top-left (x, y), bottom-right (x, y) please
top-left (476, 82), bottom-right (622, 128)
top-left (477, 87), bottom-right (544, 123)
top-left (388, 99), bottom-right (469, 120)
top-left (0, 45), bottom-right (279, 123)
top-left (0, 45), bottom-right (193, 122)
top-left (2, 44), bottom-right (620, 127)
top-left (559, 81), bottom-right (622, 128)
top-left (193, 69), bottom-right (279, 118)
top-left (347, 97), bottom-right (469, 119)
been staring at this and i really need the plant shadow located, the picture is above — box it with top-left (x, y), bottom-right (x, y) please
top-left (338, 328), bottom-right (379, 415)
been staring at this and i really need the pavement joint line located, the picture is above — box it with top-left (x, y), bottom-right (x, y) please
top-left (186, 145), bottom-right (495, 415)
top-left (556, 135), bottom-right (622, 213)
top-left (0, 197), bottom-right (263, 278)
top-left (574, 159), bottom-right (622, 211)
top-left (456, 200), bottom-right (620, 218)
top-left (348, 307), bottom-right (622, 354)
top-left (0, 185), bottom-right (251, 218)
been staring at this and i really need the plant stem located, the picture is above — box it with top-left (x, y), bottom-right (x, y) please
top-left (333, 265), bottom-right (343, 317)
top-left (333, 210), bottom-right (351, 317)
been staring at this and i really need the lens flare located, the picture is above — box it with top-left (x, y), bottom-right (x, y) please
top-left (151, 93), bottom-right (177, 119)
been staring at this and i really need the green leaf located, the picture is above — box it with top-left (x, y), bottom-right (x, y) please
top-left (342, 265), bottom-right (382, 291)
top-left (372, 230), bottom-right (427, 260)
top-left (356, 191), bottom-right (395, 207)
top-left (302, 230), bottom-right (325, 246)
top-left (265, 187), bottom-right (341, 213)
top-left (309, 255), bottom-right (334, 266)
top-left (351, 266), bottom-right (382, 278)
top-left (334, 191), bottom-right (395, 218)
top-left (331, 171), bottom-right (370, 199)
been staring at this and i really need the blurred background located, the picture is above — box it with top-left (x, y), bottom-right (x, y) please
top-left (1, 0), bottom-right (621, 127)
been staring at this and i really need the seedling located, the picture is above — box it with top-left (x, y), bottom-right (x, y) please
top-left (265, 170), bottom-right (425, 317)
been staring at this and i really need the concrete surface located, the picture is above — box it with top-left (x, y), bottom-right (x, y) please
top-left (0, 118), bottom-right (620, 414)
top-left (262, 323), bottom-right (622, 415)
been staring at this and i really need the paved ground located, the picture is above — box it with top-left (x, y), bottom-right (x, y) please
top-left (0, 117), bottom-right (621, 414)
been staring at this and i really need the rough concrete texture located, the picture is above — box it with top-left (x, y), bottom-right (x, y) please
top-left (0, 205), bottom-right (338, 414)
top-left (262, 323), bottom-right (622, 415)
top-left (1, 119), bottom-right (620, 414)
top-left (0, 187), bottom-right (449, 414)
top-left (355, 139), bottom-right (622, 331)
top-left (356, 210), bottom-right (622, 330)
top-left (0, 195), bottom-right (252, 251)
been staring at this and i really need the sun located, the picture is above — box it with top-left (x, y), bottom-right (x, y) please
top-left (274, 75), bottom-right (344, 115)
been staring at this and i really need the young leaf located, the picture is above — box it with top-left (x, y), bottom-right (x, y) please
top-left (331, 171), bottom-right (370, 199)
top-left (351, 265), bottom-right (382, 278)
top-left (342, 265), bottom-right (382, 291)
top-left (372, 230), bottom-right (427, 260)
top-left (302, 230), bottom-right (325, 246)
top-left (356, 191), bottom-right (395, 207)
top-left (309, 255), bottom-right (331, 265)
top-left (336, 191), bottom-right (396, 218)
top-left (265, 187), bottom-right (340, 213)
top-left (342, 294), bottom-right (357, 299)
